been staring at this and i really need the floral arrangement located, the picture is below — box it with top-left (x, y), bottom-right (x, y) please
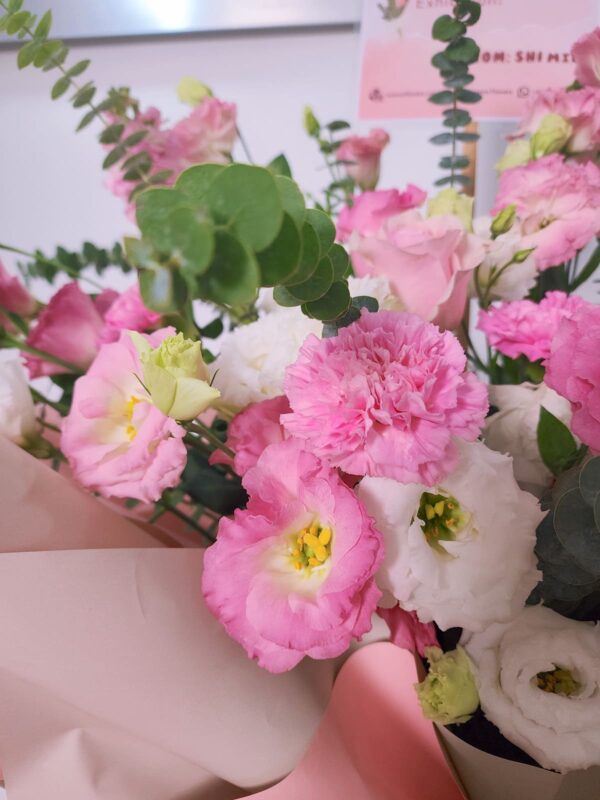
top-left (3, 0), bottom-right (600, 786)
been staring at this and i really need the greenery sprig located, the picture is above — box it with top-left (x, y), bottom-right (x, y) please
top-left (429, 1), bottom-right (482, 188)
top-left (303, 108), bottom-right (355, 215)
top-left (11, 241), bottom-right (133, 284)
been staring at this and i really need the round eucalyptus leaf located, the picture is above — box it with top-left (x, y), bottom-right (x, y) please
top-left (445, 37), bottom-right (480, 64)
top-left (275, 175), bottom-right (306, 230)
top-left (329, 243), bottom-right (351, 280)
top-left (273, 285), bottom-right (303, 307)
top-left (554, 488), bottom-right (600, 575)
top-left (305, 208), bottom-right (336, 258)
top-left (198, 231), bottom-right (260, 306)
top-left (282, 221), bottom-right (320, 285)
top-left (138, 265), bottom-right (189, 313)
top-left (166, 207), bottom-right (214, 276)
top-left (176, 163), bottom-right (225, 205)
top-left (580, 457), bottom-right (600, 505)
top-left (302, 279), bottom-right (351, 321)
top-left (432, 15), bottom-right (466, 42)
top-left (287, 256), bottom-right (334, 302)
top-left (257, 212), bottom-right (302, 286)
top-left (136, 187), bottom-right (189, 242)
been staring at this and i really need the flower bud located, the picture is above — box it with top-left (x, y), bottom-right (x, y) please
top-left (496, 139), bottom-right (531, 173)
top-left (415, 646), bottom-right (479, 725)
top-left (133, 332), bottom-right (220, 421)
top-left (491, 204), bottom-right (517, 238)
top-left (176, 77), bottom-right (213, 107)
top-left (530, 113), bottom-right (572, 159)
top-left (427, 187), bottom-right (474, 231)
top-left (303, 106), bottom-right (320, 138)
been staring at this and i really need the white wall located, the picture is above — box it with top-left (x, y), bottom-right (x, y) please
top-left (0, 25), bottom-right (509, 289)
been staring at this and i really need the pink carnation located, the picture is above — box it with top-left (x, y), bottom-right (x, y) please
top-left (348, 210), bottom-right (485, 329)
top-left (377, 605), bottom-right (438, 658)
top-left (572, 28), bottom-right (600, 88)
top-left (100, 283), bottom-right (161, 343)
top-left (283, 310), bottom-right (488, 486)
top-left (545, 301), bottom-right (600, 451)
top-left (25, 282), bottom-right (110, 377)
top-left (477, 291), bottom-right (586, 363)
top-left (336, 186), bottom-right (427, 241)
top-left (202, 438), bottom-right (383, 672)
top-left (337, 128), bottom-right (390, 191)
top-left (170, 97), bottom-right (237, 166)
top-left (493, 155), bottom-right (600, 270)
top-left (61, 328), bottom-right (186, 502)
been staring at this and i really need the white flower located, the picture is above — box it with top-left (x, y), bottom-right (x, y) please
top-left (347, 275), bottom-right (404, 311)
top-left (212, 309), bottom-right (321, 407)
top-left (357, 440), bottom-right (542, 632)
top-left (484, 383), bottom-right (572, 493)
top-left (472, 216), bottom-right (537, 301)
top-left (0, 357), bottom-right (37, 445)
top-left (464, 605), bottom-right (600, 773)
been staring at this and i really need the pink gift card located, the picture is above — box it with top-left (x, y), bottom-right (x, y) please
top-left (359, 0), bottom-right (599, 120)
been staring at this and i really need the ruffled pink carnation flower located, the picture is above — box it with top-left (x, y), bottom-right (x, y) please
top-left (572, 28), bottom-right (600, 87)
top-left (25, 282), bottom-right (111, 378)
top-left (478, 291), bottom-right (585, 363)
top-left (377, 605), bottom-right (438, 658)
top-left (336, 185), bottom-right (426, 241)
top-left (283, 310), bottom-right (488, 486)
top-left (337, 128), bottom-right (390, 191)
top-left (202, 438), bottom-right (383, 673)
top-left (170, 97), bottom-right (237, 166)
top-left (61, 328), bottom-right (186, 502)
top-left (493, 154), bottom-right (600, 270)
top-left (100, 283), bottom-right (161, 343)
top-left (545, 301), bottom-right (600, 451)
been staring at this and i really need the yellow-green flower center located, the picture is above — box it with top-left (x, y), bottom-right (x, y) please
top-left (536, 666), bottom-right (581, 697)
top-left (289, 523), bottom-right (332, 573)
top-left (417, 492), bottom-right (471, 551)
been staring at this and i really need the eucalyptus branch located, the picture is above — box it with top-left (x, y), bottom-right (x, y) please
top-left (0, 242), bottom-right (106, 290)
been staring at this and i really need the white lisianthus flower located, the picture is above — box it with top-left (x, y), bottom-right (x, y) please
top-left (347, 274), bottom-right (404, 311)
top-left (357, 440), bottom-right (542, 632)
top-left (472, 216), bottom-right (537, 301)
top-left (464, 605), bottom-right (600, 773)
top-left (484, 382), bottom-right (572, 494)
top-left (0, 357), bottom-right (37, 445)
top-left (211, 309), bottom-right (320, 407)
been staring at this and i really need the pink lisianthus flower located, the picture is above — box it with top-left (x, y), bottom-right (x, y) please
top-left (0, 259), bottom-right (36, 324)
top-left (348, 210), bottom-right (485, 329)
top-left (477, 291), bottom-right (586, 363)
top-left (336, 185), bottom-right (427, 241)
top-left (202, 438), bottom-right (384, 673)
top-left (545, 302), bottom-right (600, 451)
top-left (283, 310), bottom-right (488, 486)
top-left (170, 97), bottom-right (237, 166)
top-left (572, 28), bottom-right (600, 88)
top-left (337, 128), bottom-right (390, 191)
top-left (493, 155), bottom-right (600, 270)
top-left (100, 283), bottom-right (162, 343)
top-left (25, 282), bottom-right (113, 377)
top-left (377, 605), bottom-right (438, 658)
top-left (61, 328), bottom-right (186, 502)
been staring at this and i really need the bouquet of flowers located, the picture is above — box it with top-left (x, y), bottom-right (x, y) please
top-left (2, 1), bottom-right (600, 797)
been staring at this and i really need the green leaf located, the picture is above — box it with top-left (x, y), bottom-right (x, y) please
top-left (275, 175), bottom-right (305, 230)
top-left (181, 450), bottom-right (247, 516)
top-left (17, 40), bottom-right (38, 68)
top-left (431, 52), bottom-right (454, 72)
top-left (305, 208), bottom-right (335, 258)
top-left (122, 151), bottom-right (152, 173)
top-left (303, 280), bottom-right (351, 321)
top-left (72, 82), bottom-right (96, 108)
top-left (455, 1), bottom-right (481, 25)
top-left (580, 458), bottom-right (600, 506)
top-left (6, 10), bottom-right (30, 34)
top-left (99, 123), bottom-right (124, 144)
top-left (445, 37), bottom-right (480, 64)
top-left (31, 38), bottom-right (62, 68)
top-left (139, 265), bottom-right (189, 313)
top-left (432, 15), bottom-right (466, 42)
top-left (553, 488), bottom-right (600, 571)
top-left (66, 59), bottom-right (90, 78)
top-left (286, 256), bottom-right (334, 302)
top-left (538, 406), bottom-right (579, 476)
top-left (439, 155), bottom-right (470, 169)
top-left (457, 88), bottom-right (482, 104)
top-left (455, 131), bottom-right (480, 142)
top-left (429, 90), bottom-right (455, 105)
top-left (7, 0), bottom-right (24, 11)
top-left (273, 285), bottom-right (303, 307)
top-left (444, 74), bottom-right (475, 89)
top-left (282, 220), bottom-right (320, 285)
top-left (123, 236), bottom-right (156, 269)
top-left (165, 207), bottom-right (214, 276)
top-left (266, 153), bottom-right (292, 178)
top-left (176, 163), bottom-right (225, 205)
top-left (34, 9), bottom-right (52, 38)
top-left (204, 164), bottom-right (283, 252)
top-left (102, 144), bottom-right (126, 168)
top-left (77, 108), bottom-right (98, 131)
top-left (148, 170), bottom-right (173, 185)
top-left (51, 75), bottom-right (70, 99)
top-left (41, 43), bottom-right (68, 71)
top-left (136, 187), bottom-right (189, 239)
top-left (199, 317), bottom-right (224, 339)
top-left (430, 132), bottom-right (454, 145)
top-left (197, 231), bottom-right (260, 306)
top-left (329, 243), bottom-right (351, 280)
top-left (257, 213), bottom-right (302, 286)
top-left (434, 174), bottom-right (471, 187)
top-left (443, 108), bottom-right (472, 127)
top-left (122, 129), bottom-right (149, 148)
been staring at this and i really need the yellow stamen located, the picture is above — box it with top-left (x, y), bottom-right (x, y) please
top-left (292, 548), bottom-right (300, 557)
top-left (125, 424), bottom-right (137, 442)
top-left (303, 533), bottom-right (320, 549)
top-left (308, 557), bottom-right (320, 567)
top-left (425, 504), bottom-right (435, 521)
top-left (314, 544), bottom-right (328, 562)
top-left (319, 527), bottom-right (332, 546)
top-left (434, 500), bottom-right (445, 516)
top-left (294, 561), bottom-right (302, 571)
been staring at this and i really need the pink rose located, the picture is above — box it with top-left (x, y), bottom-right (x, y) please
top-left (377, 605), bottom-right (438, 658)
top-left (202, 438), bottom-right (383, 672)
top-left (477, 291), bottom-right (586, 363)
top-left (337, 128), bottom-right (390, 191)
top-left (493, 154), bottom-right (600, 270)
top-left (348, 210), bottom-right (485, 329)
top-left (573, 28), bottom-right (600, 87)
top-left (100, 283), bottom-right (162, 343)
top-left (25, 282), bottom-right (111, 378)
top-left (545, 301), bottom-right (600, 451)
top-left (0, 259), bottom-right (36, 322)
top-left (61, 328), bottom-right (187, 502)
top-left (515, 87), bottom-right (600, 156)
top-left (336, 185), bottom-right (427, 241)
top-left (170, 97), bottom-right (237, 166)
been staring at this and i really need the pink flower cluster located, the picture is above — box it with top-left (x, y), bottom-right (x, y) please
top-left (573, 28), bottom-right (600, 87)
top-left (493, 155), bottom-right (600, 270)
top-left (106, 97), bottom-right (237, 217)
top-left (337, 128), bottom-right (390, 191)
top-left (336, 186), bottom-right (426, 241)
top-left (477, 291), bottom-right (585, 363)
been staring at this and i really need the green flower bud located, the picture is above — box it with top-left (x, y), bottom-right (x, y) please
top-left (303, 106), bottom-right (320, 138)
top-left (427, 187), bottom-right (474, 232)
top-left (176, 77), bottom-right (213, 106)
top-left (132, 332), bottom-right (220, 421)
top-left (491, 204), bottom-right (517, 238)
top-left (495, 139), bottom-right (531, 173)
top-left (530, 113), bottom-right (572, 159)
top-left (415, 646), bottom-right (479, 726)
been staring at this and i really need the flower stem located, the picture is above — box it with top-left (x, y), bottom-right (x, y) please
top-left (30, 386), bottom-right (70, 415)
top-left (235, 125), bottom-right (254, 164)
top-left (159, 497), bottom-right (216, 544)
top-left (188, 420), bottom-right (234, 458)
top-left (0, 242), bottom-right (105, 291)
top-left (0, 335), bottom-right (83, 374)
